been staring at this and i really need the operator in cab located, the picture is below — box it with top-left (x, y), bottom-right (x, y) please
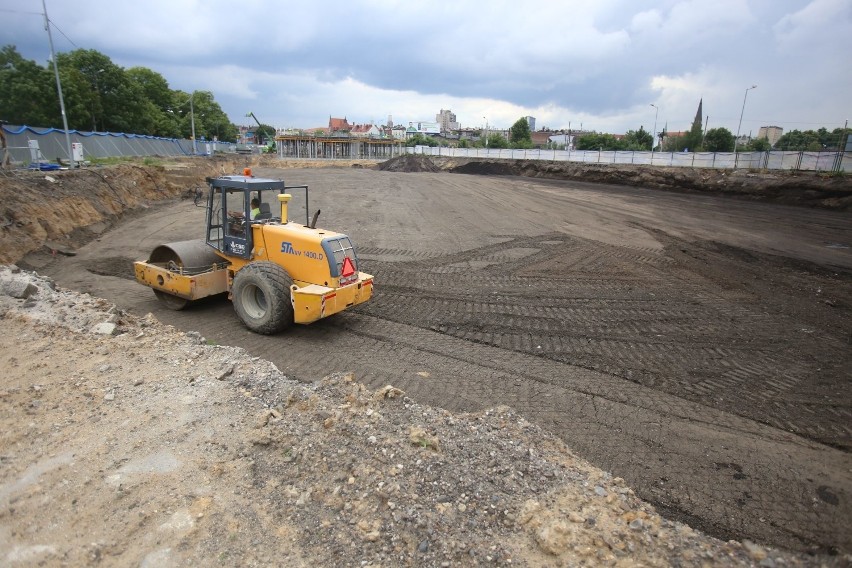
top-left (229, 198), bottom-right (262, 220)
top-left (249, 198), bottom-right (261, 220)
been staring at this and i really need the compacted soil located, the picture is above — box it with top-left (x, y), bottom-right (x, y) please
top-left (0, 155), bottom-right (850, 565)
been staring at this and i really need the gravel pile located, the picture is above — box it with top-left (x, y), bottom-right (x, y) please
top-left (0, 264), bottom-right (840, 566)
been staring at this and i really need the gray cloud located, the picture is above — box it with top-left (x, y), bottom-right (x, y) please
top-left (3, 0), bottom-right (849, 133)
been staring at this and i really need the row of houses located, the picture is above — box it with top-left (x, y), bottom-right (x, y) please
top-left (277, 117), bottom-right (436, 141)
top-left (247, 109), bottom-right (786, 149)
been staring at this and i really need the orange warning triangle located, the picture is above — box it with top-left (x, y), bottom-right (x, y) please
top-left (341, 257), bottom-right (356, 277)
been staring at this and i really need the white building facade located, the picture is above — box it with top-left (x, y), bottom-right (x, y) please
top-left (436, 109), bottom-right (459, 133)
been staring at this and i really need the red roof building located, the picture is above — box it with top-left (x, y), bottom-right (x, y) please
top-left (328, 117), bottom-right (351, 133)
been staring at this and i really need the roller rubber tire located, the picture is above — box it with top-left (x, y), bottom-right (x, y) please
top-left (231, 262), bottom-right (294, 334)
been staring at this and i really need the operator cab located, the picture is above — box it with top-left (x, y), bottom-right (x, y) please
top-left (204, 174), bottom-right (287, 259)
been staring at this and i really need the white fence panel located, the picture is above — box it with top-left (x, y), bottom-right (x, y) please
top-left (400, 145), bottom-right (848, 172)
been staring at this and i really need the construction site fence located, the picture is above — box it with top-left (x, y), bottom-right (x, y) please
top-left (3, 125), bottom-right (848, 173)
top-left (1, 125), bottom-right (239, 166)
top-left (405, 145), bottom-right (851, 172)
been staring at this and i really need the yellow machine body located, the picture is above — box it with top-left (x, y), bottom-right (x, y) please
top-left (133, 173), bottom-right (373, 330)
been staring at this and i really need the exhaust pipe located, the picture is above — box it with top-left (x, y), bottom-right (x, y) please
top-left (277, 193), bottom-right (292, 223)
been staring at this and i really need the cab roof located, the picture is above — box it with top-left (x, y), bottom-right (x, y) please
top-left (206, 175), bottom-right (286, 191)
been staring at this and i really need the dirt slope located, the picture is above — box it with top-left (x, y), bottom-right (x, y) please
top-left (380, 154), bottom-right (852, 209)
top-left (0, 156), bottom-right (374, 265)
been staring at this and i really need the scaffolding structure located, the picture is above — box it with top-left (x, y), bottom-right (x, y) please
top-left (276, 134), bottom-right (404, 160)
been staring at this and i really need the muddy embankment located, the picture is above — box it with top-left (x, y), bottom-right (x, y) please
top-left (0, 159), bottom-right (220, 265)
top-left (380, 154), bottom-right (852, 210)
top-left (0, 156), bottom-right (367, 265)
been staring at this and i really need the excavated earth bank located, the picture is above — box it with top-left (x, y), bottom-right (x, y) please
top-left (379, 154), bottom-right (852, 210)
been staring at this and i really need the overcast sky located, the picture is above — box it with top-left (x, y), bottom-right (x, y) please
top-left (3, 0), bottom-right (850, 136)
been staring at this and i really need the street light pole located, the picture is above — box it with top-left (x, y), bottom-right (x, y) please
top-left (190, 91), bottom-right (197, 155)
top-left (650, 103), bottom-right (659, 158)
top-left (482, 116), bottom-right (488, 148)
top-left (91, 68), bottom-right (104, 132)
top-left (734, 85), bottom-right (757, 164)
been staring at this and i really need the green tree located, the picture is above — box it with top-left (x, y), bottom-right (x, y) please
top-left (681, 123), bottom-right (703, 152)
top-left (774, 130), bottom-right (822, 151)
top-left (57, 49), bottom-right (113, 130)
top-left (509, 117), bottom-right (532, 148)
top-left (169, 90), bottom-right (196, 139)
top-left (576, 133), bottom-right (624, 151)
top-left (56, 49), bottom-right (153, 133)
top-left (820, 127), bottom-right (846, 150)
top-left (0, 45), bottom-right (56, 126)
top-left (127, 67), bottom-right (173, 136)
top-left (1, 45), bottom-right (242, 139)
top-left (188, 90), bottom-right (235, 142)
top-left (405, 133), bottom-right (439, 147)
top-left (622, 126), bottom-right (653, 150)
top-left (486, 132), bottom-right (509, 148)
top-left (745, 137), bottom-right (771, 152)
top-left (127, 67), bottom-right (171, 109)
top-left (703, 127), bottom-right (735, 152)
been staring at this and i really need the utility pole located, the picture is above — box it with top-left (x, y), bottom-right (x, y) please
top-left (650, 104), bottom-right (659, 156)
top-left (42, 0), bottom-right (75, 169)
top-left (835, 119), bottom-right (848, 172)
top-left (190, 92), bottom-right (197, 155)
top-left (734, 85), bottom-right (757, 165)
top-left (483, 117), bottom-right (488, 148)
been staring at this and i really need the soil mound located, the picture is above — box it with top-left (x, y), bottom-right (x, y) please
top-left (378, 154), bottom-right (441, 173)
top-left (435, 157), bottom-right (852, 210)
top-left (375, 154), bottom-right (852, 210)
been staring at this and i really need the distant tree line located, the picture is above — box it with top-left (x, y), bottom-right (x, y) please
top-left (575, 127), bottom-right (654, 151)
top-left (407, 120), bottom-right (847, 154)
top-left (0, 45), bottom-right (239, 142)
top-left (772, 128), bottom-right (848, 152)
top-left (576, 124), bottom-right (847, 153)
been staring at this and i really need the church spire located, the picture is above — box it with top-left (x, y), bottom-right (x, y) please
top-left (692, 98), bottom-right (703, 132)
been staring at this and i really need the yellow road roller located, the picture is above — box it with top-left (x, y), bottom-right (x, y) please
top-left (134, 170), bottom-right (374, 334)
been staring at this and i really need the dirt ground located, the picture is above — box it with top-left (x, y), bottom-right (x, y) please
top-left (1, 155), bottom-right (850, 565)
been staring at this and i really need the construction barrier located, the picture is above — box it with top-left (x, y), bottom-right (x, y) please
top-left (405, 145), bottom-right (850, 172)
top-left (2, 124), bottom-right (848, 173)
top-left (1, 124), bottom-right (238, 168)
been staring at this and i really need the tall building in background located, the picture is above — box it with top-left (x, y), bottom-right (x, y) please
top-left (525, 116), bottom-right (536, 131)
top-left (436, 109), bottom-right (459, 133)
top-left (757, 126), bottom-right (784, 147)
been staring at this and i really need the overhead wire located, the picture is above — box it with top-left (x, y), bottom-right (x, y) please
top-left (48, 19), bottom-right (78, 49)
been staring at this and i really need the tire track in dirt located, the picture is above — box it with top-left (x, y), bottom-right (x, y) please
top-left (77, 230), bottom-right (851, 553)
top-left (320, 314), bottom-right (852, 554)
top-left (343, 231), bottom-right (850, 552)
